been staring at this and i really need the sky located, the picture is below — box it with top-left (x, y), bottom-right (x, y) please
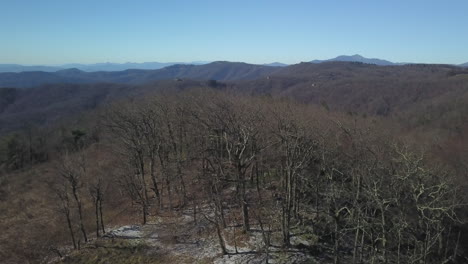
top-left (1, 0), bottom-right (467, 65)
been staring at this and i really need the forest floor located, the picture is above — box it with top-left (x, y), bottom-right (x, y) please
top-left (54, 206), bottom-right (319, 264)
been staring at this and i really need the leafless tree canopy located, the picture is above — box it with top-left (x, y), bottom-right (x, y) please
top-left (1, 88), bottom-right (467, 263)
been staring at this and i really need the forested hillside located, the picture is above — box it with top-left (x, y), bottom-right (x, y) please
top-left (1, 82), bottom-right (467, 263)
top-left (0, 80), bottom-right (209, 134)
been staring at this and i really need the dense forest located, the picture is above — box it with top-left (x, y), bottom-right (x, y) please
top-left (1, 62), bottom-right (468, 264)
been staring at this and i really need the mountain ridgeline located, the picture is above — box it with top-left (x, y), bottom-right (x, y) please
top-left (2, 55), bottom-right (466, 74)
top-left (310, 54), bottom-right (398, 65)
top-left (0, 61), bottom-right (281, 88)
top-left (0, 61), bottom-right (210, 73)
top-left (2, 58), bottom-right (468, 89)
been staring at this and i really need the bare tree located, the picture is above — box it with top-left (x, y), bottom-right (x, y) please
top-left (54, 183), bottom-right (77, 250)
top-left (119, 161), bottom-right (149, 224)
top-left (271, 107), bottom-right (317, 247)
top-left (105, 103), bottom-right (150, 221)
top-left (57, 153), bottom-right (88, 243)
top-left (89, 177), bottom-right (106, 237)
top-left (138, 102), bottom-right (163, 209)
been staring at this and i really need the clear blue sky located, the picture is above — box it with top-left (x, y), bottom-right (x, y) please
top-left (1, 0), bottom-right (467, 65)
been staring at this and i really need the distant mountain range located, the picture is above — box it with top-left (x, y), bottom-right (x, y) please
top-left (60, 61), bottom-right (210, 72)
top-left (310, 54), bottom-right (400, 66)
top-left (0, 61), bottom-right (281, 88)
top-left (0, 61), bottom-right (209, 73)
top-left (0, 64), bottom-right (64, 73)
top-left (263, 62), bottom-right (289, 67)
top-left (2, 56), bottom-right (467, 73)
top-left (311, 55), bottom-right (468, 67)
top-left (3, 58), bottom-right (468, 89)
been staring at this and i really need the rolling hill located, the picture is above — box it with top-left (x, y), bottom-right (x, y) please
top-left (228, 62), bottom-right (468, 132)
top-left (0, 80), bottom-right (209, 133)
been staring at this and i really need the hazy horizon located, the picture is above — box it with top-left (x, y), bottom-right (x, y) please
top-left (2, 0), bottom-right (468, 65)
top-left (2, 54), bottom-right (467, 67)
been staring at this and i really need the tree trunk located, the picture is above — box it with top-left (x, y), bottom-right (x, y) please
top-left (176, 162), bottom-right (187, 207)
top-left (353, 220), bottom-right (360, 264)
top-left (66, 210), bottom-right (77, 249)
top-left (139, 154), bottom-right (149, 207)
top-left (193, 199), bottom-right (197, 225)
top-left (240, 176), bottom-right (250, 232)
top-left (99, 198), bottom-right (105, 234)
top-left (95, 198), bottom-right (100, 237)
top-left (282, 170), bottom-right (293, 247)
top-left (166, 174), bottom-right (172, 210)
top-left (282, 203), bottom-right (290, 247)
top-left (142, 203), bottom-right (147, 224)
top-left (380, 204), bottom-right (387, 263)
top-left (72, 186), bottom-right (88, 243)
top-left (216, 220), bottom-right (227, 255)
top-left (149, 157), bottom-right (161, 210)
top-left (334, 216), bottom-right (340, 264)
